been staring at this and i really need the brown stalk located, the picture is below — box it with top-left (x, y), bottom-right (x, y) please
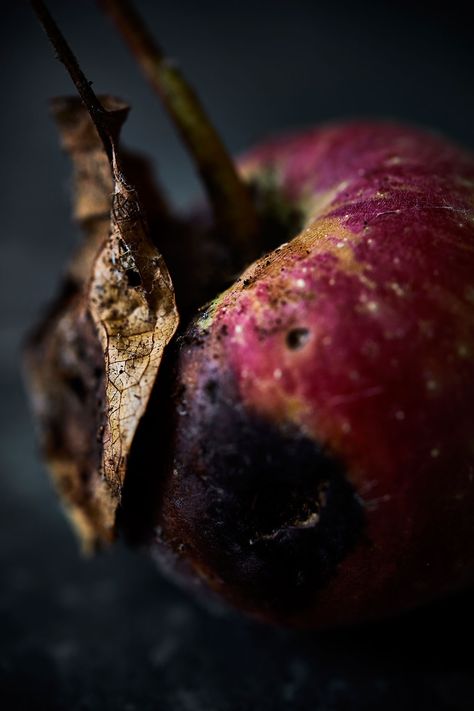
top-left (31, 0), bottom-right (125, 180)
top-left (99, 0), bottom-right (259, 257)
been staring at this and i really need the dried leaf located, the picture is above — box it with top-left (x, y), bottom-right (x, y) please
top-left (25, 97), bottom-right (178, 550)
top-left (51, 95), bottom-right (123, 224)
top-left (89, 172), bottom-right (179, 503)
top-left (26, 287), bottom-right (109, 548)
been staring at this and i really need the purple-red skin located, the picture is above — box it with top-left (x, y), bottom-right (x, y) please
top-left (154, 121), bottom-right (474, 627)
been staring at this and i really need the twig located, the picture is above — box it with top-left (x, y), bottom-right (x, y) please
top-left (99, 0), bottom-right (259, 255)
top-left (31, 0), bottom-right (123, 176)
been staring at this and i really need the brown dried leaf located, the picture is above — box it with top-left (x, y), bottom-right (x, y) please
top-left (89, 172), bottom-right (179, 504)
top-left (26, 287), bottom-right (110, 549)
top-left (50, 95), bottom-right (124, 224)
top-left (25, 97), bottom-right (178, 550)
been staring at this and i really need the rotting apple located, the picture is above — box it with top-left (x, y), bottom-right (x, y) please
top-left (149, 122), bottom-right (474, 626)
top-left (28, 0), bottom-right (474, 627)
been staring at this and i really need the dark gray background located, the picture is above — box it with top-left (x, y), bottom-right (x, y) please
top-left (1, 1), bottom-right (473, 709)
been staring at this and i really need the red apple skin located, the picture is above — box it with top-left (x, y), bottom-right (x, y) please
top-left (152, 121), bottom-right (474, 627)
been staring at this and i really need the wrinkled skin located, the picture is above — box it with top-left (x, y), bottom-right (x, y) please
top-left (150, 121), bottom-right (474, 627)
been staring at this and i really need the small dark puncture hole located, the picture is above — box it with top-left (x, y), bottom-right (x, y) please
top-left (126, 269), bottom-right (142, 288)
top-left (286, 327), bottom-right (309, 350)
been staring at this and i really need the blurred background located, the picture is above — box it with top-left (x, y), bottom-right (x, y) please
top-left (1, 1), bottom-right (473, 708)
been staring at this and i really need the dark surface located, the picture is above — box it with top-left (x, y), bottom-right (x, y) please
top-left (1, 1), bottom-right (474, 709)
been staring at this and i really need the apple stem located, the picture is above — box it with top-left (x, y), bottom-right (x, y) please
top-left (99, 0), bottom-right (259, 257)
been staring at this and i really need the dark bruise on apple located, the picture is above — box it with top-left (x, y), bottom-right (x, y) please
top-left (27, 0), bottom-right (474, 627)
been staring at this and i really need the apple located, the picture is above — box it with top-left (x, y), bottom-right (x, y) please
top-left (150, 121), bottom-right (474, 626)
